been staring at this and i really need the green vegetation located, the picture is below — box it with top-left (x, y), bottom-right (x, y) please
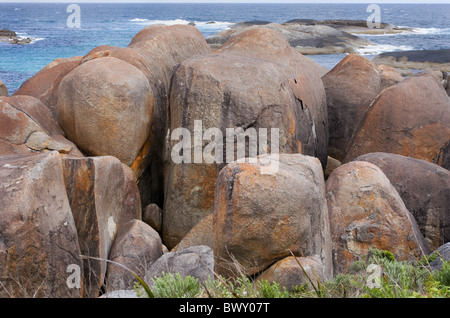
top-left (133, 249), bottom-right (449, 298)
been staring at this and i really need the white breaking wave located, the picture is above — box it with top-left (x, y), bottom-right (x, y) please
top-left (15, 32), bottom-right (46, 44)
top-left (356, 43), bottom-right (415, 55)
top-left (195, 21), bottom-right (234, 28)
top-left (130, 18), bottom-right (190, 25)
top-left (147, 19), bottom-right (192, 25)
top-left (129, 18), bottom-right (149, 22)
top-left (411, 27), bottom-right (450, 35)
top-left (359, 32), bottom-right (403, 37)
top-left (358, 26), bottom-right (450, 37)
top-left (412, 27), bottom-right (441, 34)
top-left (129, 18), bottom-right (234, 31)
top-left (31, 38), bottom-right (46, 43)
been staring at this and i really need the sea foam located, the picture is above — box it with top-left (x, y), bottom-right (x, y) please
top-left (357, 43), bottom-right (415, 55)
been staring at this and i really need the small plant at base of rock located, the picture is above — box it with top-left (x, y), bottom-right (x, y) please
top-left (322, 272), bottom-right (368, 298)
top-left (368, 249), bottom-right (396, 263)
top-left (229, 274), bottom-right (257, 298)
top-left (133, 281), bottom-right (150, 298)
top-left (431, 259), bottom-right (450, 289)
top-left (255, 280), bottom-right (290, 298)
top-left (149, 272), bottom-right (202, 298)
top-left (418, 251), bottom-right (439, 267)
top-left (289, 284), bottom-right (314, 298)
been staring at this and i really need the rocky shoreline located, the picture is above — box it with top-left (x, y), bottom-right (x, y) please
top-left (0, 22), bottom-right (449, 298)
top-left (206, 19), bottom-right (412, 55)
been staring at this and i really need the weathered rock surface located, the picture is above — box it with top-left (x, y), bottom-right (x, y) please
top-left (326, 161), bottom-right (429, 274)
top-left (354, 152), bottom-right (450, 251)
top-left (325, 156), bottom-right (341, 180)
top-left (105, 219), bottom-right (163, 292)
top-left (57, 57), bottom-right (155, 167)
top-left (213, 154), bottom-right (332, 278)
top-left (0, 152), bottom-right (83, 298)
top-left (428, 242), bottom-right (450, 271)
top-left (344, 73), bottom-right (450, 169)
top-left (142, 203), bottom-right (163, 233)
top-left (62, 156), bottom-right (141, 297)
top-left (144, 245), bottom-right (214, 285)
top-left (322, 54), bottom-right (382, 161)
top-left (172, 214), bottom-right (214, 252)
top-left (164, 27), bottom-right (328, 249)
top-left (0, 80), bottom-right (9, 97)
top-left (257, 255), bottom-right (328, 292)
top-left (119, 164), bottom-right (142, 227)
top-left (2, 95), bottom-right (63, 134)
top-left (0, 95), bottom-right (83, 157)
top-left (376, 64), bottom-right (404, 90)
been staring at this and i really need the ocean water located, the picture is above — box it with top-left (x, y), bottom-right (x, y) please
top-left (0, 3), bottom-right (449, 94)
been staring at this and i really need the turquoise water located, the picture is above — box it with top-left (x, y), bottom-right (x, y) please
top-left (1, 3), bottom-right (449, 94)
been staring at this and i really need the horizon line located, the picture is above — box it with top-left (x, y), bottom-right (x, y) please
top-left (1, 1), bottom-right (450, 3)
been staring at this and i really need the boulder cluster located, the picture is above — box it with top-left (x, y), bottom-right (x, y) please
top-left (0, 24), bottom-right (449, 298)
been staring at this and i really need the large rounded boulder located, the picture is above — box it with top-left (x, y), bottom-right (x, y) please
top-left (57, 57), bottom-right (155, 166)
top-left (0, 152), bottom-right (83, 298)
top-left (326, 161), bottom-right (429, 274)
top-left (213, 154), bottom-right (332, 279)
top-left (321, 54), bottom-right (382, 161)
top-left (354, 152), bottom-right (450, 251)
top-left (0, 95), bottom-right (83, 157)
top-left (344, 73), bottom-right (450, 169)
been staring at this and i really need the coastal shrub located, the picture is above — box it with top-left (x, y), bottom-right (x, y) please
top-left (432, 260), bottom-right (450, 287)
top-left (255, 280), bottom-right (290, 298)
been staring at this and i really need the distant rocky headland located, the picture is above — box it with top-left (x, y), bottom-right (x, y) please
top-left (0, 29), bottom-right (31, 44)
top-left (372, 48), bottom-right (450, 73)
